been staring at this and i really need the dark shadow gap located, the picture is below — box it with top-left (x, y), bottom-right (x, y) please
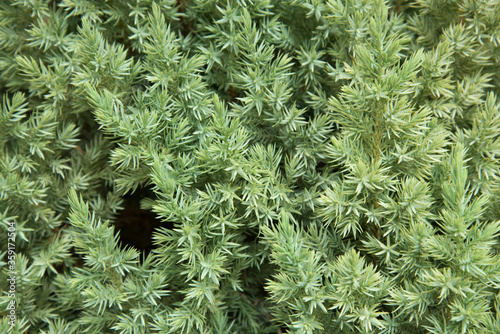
top-left (114, 189), bottom-right (172, 262)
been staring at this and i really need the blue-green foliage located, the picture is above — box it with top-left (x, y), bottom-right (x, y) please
top-left (1, 0), bottom-right (500, 333)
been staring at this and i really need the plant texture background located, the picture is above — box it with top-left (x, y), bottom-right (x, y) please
top-left (1, 0), bottom-right (500, 333)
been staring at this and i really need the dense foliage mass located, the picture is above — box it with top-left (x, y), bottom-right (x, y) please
top-left (1, 0), bottom-right (500, 333)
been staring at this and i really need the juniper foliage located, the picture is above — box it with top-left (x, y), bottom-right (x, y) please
top-left (1, 0), bottom-right (500, 333)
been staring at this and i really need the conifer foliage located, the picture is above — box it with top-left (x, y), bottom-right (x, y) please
top-left (1, 0), bottom-right (500, 333)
